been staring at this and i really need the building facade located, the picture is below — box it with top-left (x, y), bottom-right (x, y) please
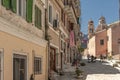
top-left (88, 16), bottom-right (120, 59)
top-left (107, 21), bottom-right (120, 59)
top-left (0, 0), bottom-right (48, 80)
top-left (46, 0), bottom-right (81, 75)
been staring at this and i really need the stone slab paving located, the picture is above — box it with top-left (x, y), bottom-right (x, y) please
top-left (54, 60), bottom-right (120, 80)
top-left (80, 60), bottom-right (120, 80)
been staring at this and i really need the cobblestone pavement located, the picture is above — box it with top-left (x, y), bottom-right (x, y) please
top-left (80, 60), bottom-right (120, 80)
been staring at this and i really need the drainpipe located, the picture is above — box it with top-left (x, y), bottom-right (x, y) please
top-left (45, 0), bottom-right (50, 79)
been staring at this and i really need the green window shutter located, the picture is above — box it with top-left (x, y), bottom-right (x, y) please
top-left (39, 9), bottom-right (42, 29)
top-left (38, 8), bottom-right (40, 29)
top-left (35, 5), bottom-right (38, 28)
top-left (26, 0), bottom-right (33, 23)
top-left (11, 0), bottom-right (16, 13)
top-left (2, 0), bottom-right (10, 9)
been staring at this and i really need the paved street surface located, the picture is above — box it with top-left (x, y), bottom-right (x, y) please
top-left (54, 64), bottom-right (81, 80)
top-left (80, 59), bottom-right (120, 80)
top-left (55, 59), bottom-right (120, 80)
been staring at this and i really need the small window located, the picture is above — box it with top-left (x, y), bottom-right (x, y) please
top-left (34, 57), bottom-right (42, 74)
top-left (100, 39), bottom-right (104, 45)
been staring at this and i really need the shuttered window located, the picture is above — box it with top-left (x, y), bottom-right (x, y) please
top-left (2, 0), bottom-right (33, 23)
top-left (35, 5), bottom-right (42, 29)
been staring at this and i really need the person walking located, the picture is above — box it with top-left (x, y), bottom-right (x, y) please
top-left (87, 54), bottom-right (91, 63)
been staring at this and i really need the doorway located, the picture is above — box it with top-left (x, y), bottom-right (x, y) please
top-left (13, 54), bottom-right (27, 80)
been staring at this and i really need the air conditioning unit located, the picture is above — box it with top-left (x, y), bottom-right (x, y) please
top-left (53, 19), bottom-right (58, 30)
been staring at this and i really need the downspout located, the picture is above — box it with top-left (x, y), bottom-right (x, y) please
top-left (45, 0), bottom-right (50, 79)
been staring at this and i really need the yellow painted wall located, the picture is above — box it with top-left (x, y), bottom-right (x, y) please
top-left (0, 31), bottom-right (47, 80)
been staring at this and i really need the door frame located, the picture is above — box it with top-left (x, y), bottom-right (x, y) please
top-left (0, 48), bottom-right (4, 80)
top-left (13, 52), bottom-right (28, 80)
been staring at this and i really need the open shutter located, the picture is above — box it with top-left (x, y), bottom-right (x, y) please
top-left (11, 0), bottom-right (16, 13)
top-left (26, 0), bottom-right (33, 22)
top-left (38, 8), bottom-right (41, 29)
top-left (39, 9), bottom-right (42, 28)
top-left (35, 5), bottom-right (38, 28)
top-left (2, 0), bottom-right (10, 9)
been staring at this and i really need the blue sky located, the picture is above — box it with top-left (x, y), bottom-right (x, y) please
top-left (81, 0), bottom-right (119, 34)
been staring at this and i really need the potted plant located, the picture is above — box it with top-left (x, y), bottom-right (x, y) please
top-left (75, 68), bottom-right (84, 79)
top-left (80, 62), bottom-right (86, 66)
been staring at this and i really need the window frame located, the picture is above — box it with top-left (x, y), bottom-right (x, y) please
top-left (17, 0), bottom-right (26, 19)
top-left (100, 39), bottom-right (104, 45)
top-left (34, 57), bottom-right (42, 74)
top-left (49, 4), bottom-right (52, 24)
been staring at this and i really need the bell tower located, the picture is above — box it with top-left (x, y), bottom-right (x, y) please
top-left (88, 20), bottom-right (94, 39)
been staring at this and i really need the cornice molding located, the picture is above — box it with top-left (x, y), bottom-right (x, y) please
top-left (0, 17), bottom-right (47, 47)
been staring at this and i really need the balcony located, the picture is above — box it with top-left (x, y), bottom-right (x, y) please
top-left (64, 1), bottom-right (77, 24)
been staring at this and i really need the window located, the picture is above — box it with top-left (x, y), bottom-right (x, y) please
top-left (49, 5), bottom-right (52, 24)
top-left (17, 0), bottom-right (26, 19)
top-left (35, 5), bottom-right (42, 29)
top-left (34, 57), bottom-right (42, 74)
top-left (100, 39), bottom-right (104, 45)
top-left (90, 28), bottom-right (93, 33)
top-left (2, 0), bottom-right (33, 22)
top-left (13, 54), bottom-right (27, 80)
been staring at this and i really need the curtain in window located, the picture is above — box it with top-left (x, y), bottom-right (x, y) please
top-left (26, 0), bottom-right (33, 22)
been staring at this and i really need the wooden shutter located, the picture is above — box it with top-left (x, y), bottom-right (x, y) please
top-left (2, 0), bottom-right (10, 9)
top-left (35, 6), bottom-right (42, 29)
top-left (35, 5), bottom-right (38, 28)
top-left (38, 9), bottom-right (41, 29)
top-left (26, 0), bottom-right (33, 22)
top-left (11, 0), bottom-right (16, 13)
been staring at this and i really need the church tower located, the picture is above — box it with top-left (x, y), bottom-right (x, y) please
top-left (96, 16), bottom-right (107, 32)
top-left (88, 20), bottom-right (94, 39)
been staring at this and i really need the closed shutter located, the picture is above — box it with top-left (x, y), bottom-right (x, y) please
top-left (26, 0), bottom-right (33, 22)
top-left (35, 6), bottom-right (42, 29)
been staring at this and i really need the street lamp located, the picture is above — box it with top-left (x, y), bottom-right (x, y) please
top-left (118, 39), bottom-right (120, 60)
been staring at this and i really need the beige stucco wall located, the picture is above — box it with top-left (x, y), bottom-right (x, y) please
top-left (107, 28), bottom-right (112, 56)
top-left (0, 31), bottom-right (47, 80)
top-left (88, 36), bottom-right (96, 56)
